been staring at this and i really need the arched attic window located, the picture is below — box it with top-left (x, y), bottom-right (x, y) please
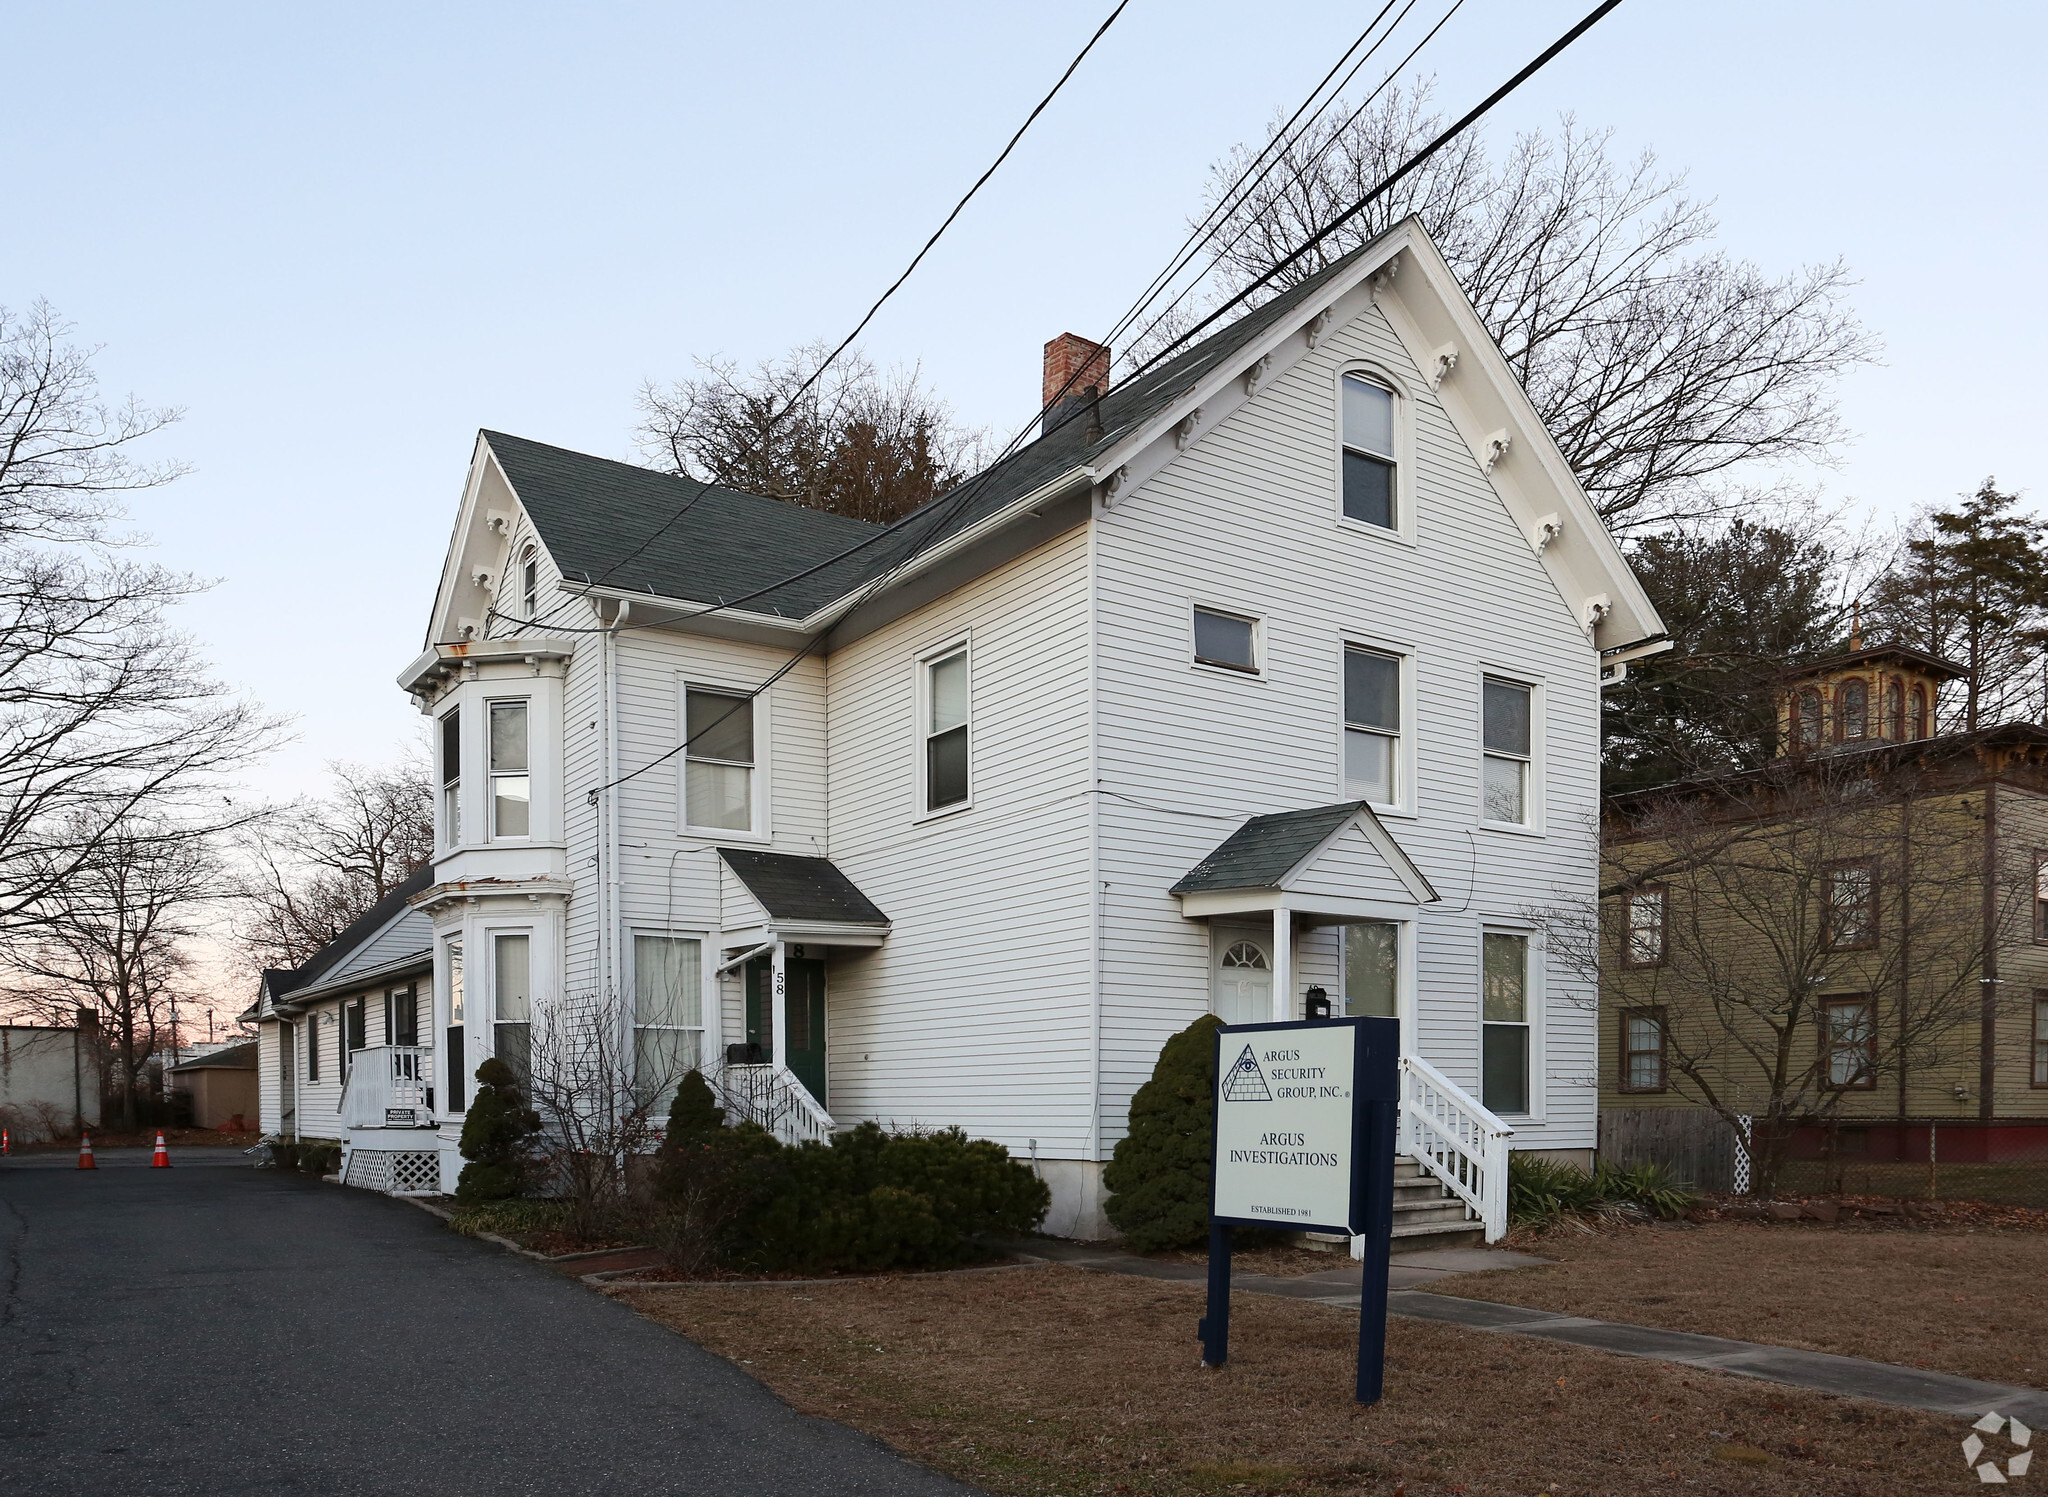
top-left (1910, 684), bottom-right (1930, 739)
top-left (1884, 679), bottom-right (1903, 740)
top-left (519, 547), bottom-right (539, 624)
top-left (1839, 679), bottom-right (1868, 741)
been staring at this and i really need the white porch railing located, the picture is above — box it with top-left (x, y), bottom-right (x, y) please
top-left (706, 1060), bottom-right (835, 1147)
top-left (339, 1045), bottom-right (434, 1129)
top-left (1398, 1053), bottom-right (1514, 1242)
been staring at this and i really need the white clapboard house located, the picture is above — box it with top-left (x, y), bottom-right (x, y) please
top-left (255, 218), bottom-right (1664, 1240)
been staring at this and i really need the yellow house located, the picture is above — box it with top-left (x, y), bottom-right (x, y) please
top-left (1598, 645), bottom-right (2048, 1196)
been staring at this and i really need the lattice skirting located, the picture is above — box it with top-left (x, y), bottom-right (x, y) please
top-left (343, 1149), bottom-right (442, 1196)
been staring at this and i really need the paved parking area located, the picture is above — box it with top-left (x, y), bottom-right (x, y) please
top-left (0, 1157), bottom-right (976, 1496)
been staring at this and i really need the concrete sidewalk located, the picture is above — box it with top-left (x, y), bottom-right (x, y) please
top-left (1025, 1237), bottom-right (2048, 1426)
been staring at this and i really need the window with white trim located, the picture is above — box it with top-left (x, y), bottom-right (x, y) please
top-left (684, 688), bottom-right (754, 831)
top-left (1481, 931), bottom-right (1530, 1114)
top-left (1340, 374), bottom-right (1397, 529)
top-left (488, 700), bottom-right (530, 838)
top-left (1343, 646), bottom-right (1400, 804)
top-left (633, 934), bottom-right (702, 1109)
top-left (445, 936), bottom-right (466, 1113)
top-left (924, 648), bottom-right (970, 812)
top-left (493, 932), bottom-right (531, 1083)
top-left (1481, 677), bottom-right (1532, 825)
top-left (1192, 607), bottom-right (1257, 674)
top-left (439, 707), bottom-right (461, 845)
top-left (1342, 920), bottom-right (1398, 1018)
top-left (520, 550), bottom-right (539, 622)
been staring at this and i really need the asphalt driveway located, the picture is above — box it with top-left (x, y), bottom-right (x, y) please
top-left (0, 1154), bottom-right (977, 1496)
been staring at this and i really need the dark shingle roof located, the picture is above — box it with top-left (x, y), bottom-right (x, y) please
top-left (170, 1041), bottom-right (258, 1072)
top-left (717, 850), bottom-right (889, 925)
top-left (268, 865), bottom-right (436, 1002)
top-left (1171, 802), bottom-right (1369, 894)
top-left (488, 239), bottom-right (1378, 618)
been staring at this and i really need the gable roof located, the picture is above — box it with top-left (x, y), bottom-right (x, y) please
top-left (716, 849), bottom-right (889, 926)
top-left (1171, 801), bottom-right (1438, 903)
top-left (469, 216), bottom-right (1660, 654)
top-left (257, 866), bottom-right (436, 1011)
top-left (170, 1041), bottom-right (258, 1072)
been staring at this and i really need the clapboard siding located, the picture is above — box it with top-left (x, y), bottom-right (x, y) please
top-left (823, 527), bottom-right (1094, 1153)
top-left (319, 908), bottom-right (433, 986)
top-left (561, 599), bottom-right (608, 998)
top-left (1093, 301), bottom-right (1601, 1153)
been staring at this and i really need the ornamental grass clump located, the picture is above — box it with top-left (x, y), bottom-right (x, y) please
top-left (1101, 1014), bottom-right (1224, 1252)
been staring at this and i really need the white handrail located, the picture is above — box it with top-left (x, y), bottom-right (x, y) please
top-left (1398, 1053), bottom-right (1514, 1242)
top-left (339, 1044), bottom-right (434, 1129)
top-left (706, 1060), bottom-right (834, 1147)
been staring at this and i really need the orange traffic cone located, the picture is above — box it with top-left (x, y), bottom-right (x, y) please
top-left (77, 1132), bottom-right (97, 1169)
top-left (150, 1131), bottom-right (172, 1169)
top-left (2, 1126), bottom-right (10, 1155)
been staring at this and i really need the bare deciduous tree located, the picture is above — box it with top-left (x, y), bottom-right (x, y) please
top-left (634, 342), bottom-right (988, 526)
top-left (0, 301), bottom-right (276, 940)
top-left (1594, 761), bottom-right (2028, 1192)
top-left (4, 819), bottom-right (219, 1129)
top-left (1157, 85), bottom-right (1877, 534)
top-left (233, 754), bottom-right (434, 974)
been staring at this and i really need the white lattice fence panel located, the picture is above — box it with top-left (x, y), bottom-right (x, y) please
top-left (345, 1150), bottom-right (395, 1192)
top-left (344, 1149), bottom-right (441, 1196)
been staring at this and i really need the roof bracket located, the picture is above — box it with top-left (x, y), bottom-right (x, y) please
top-left (1304, 309), bottom-right (1335, 349)
top-left (1481, 429), bottom-right (1511, 477)
top-left (1429, 343), bottom-right (1459, 391)
top-left (1530, 513), bottom-right (1562, 555)
top-left (1100, 464), bottom-right (1130, 507)
top-left (1175, 409), bottom-right (1203, 452)
top-left (1369, 253), bottom-right (1401, 300)
top-left (1243, 355), bottom-right (1274, 398)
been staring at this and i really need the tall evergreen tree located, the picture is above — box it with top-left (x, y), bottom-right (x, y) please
top-left (1867, 480), bottom-right (2048, 731)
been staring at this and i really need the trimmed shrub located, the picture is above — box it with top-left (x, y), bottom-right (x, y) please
top-left (1507, 1153), bottom-right (1699, 1227)
top-left (732, 1122), bottom-right (1049, 1274)
top-left (456, 1057), bottom-right (541, 1204)
top-left (653, 1070), bottom-right (727, 1195)
top-left (1102, 1014), bottom-right (1224, 1252)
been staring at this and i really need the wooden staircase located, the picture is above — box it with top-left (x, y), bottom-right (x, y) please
top-left (1387, 1154), bottom-right (1484, 1251)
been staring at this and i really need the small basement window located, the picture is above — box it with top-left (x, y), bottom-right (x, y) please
top-left (1193, 607), bottom-right (1257, 674)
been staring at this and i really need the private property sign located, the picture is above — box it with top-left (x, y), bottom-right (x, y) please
top-left (1211, 1023), bottom-right (1363, 1234)
top-left (1202, 1015), bottom-right (1400, 1403)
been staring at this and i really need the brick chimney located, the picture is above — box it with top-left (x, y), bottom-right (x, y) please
top-left (1041, 332), bottom-right (1110, 431)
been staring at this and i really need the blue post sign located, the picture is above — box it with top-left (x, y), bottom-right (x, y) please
top-left (1199, 1015), bottom-right (1399, 1404)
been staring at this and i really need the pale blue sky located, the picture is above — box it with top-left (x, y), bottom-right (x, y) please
top-left (6, 1), bottom-right (2041, 802)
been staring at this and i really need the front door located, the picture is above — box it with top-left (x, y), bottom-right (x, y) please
top-left (744, 955), bottom-right (828, 1108)
top-left (1212, 929), bottom-right (1272, 1026)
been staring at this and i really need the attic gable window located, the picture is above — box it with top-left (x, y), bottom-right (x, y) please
top-left (1192, 607), bottom-right (1258, 674)
top-left (684, 688), bottom-right (755, 832)
top-left (521, 550), bottom-right (539, 623)
top-left (1340, 374), bottom-right (1397, 530)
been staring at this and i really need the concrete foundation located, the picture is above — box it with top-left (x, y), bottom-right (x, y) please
top-left (1036, 1158), bottom-right (1113, 1240)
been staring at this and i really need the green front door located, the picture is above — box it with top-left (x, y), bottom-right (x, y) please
top-left (743, 955), bottom-right (828, 1109)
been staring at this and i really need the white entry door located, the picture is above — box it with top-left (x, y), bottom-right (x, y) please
top-left (1212, 930), bottom-right (1272, 1026)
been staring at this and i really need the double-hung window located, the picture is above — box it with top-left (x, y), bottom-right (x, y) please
top-left (684, 688), bottom-right (754, 831)
top-left (1624, 887), bottom-right (1667, 967)
top-left (924, 648), bottom-right (970, 812)
top-left (440, 708), bottom-right (461, 845)
top-left (306, 1012), bottom-right (322, 1083)
top-left (489, 700), bottom-right (530, 838)
top-left (1620, 1008), bottom-right (1665, 1092)
top-left (1343, 920), bottom-right (1398, 1018)
top-left (1823, 997), bottom-right (1875, 1088)
top-left (2034, 993), bottom-right (2048, 1088)
top-left (445, 937), bottom-right (465, 1113)
top-left (343, 997), bottom-right (367, 1064)
top-left (1822, 862), bottom-right (1877, 949)
top-left (1343, 647), bottom-right (1400, 805)
top-left (1481, 678), bottom-right (1533, 825)
top-left (1481, 931), bottom-right (1531, 1114)
top-left (385, 984), bottom-right (419, 1048)
top-left (521, 551), bottom-right (539, 622)
top-left (633, 934), bottom-right (702, 1108)
top-left (493, 932), bottom-right (531, 1083)
top-left (1340, 373), bottom-right (1397, 529)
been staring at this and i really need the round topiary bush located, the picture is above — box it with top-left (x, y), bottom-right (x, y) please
top-left (1102, 1013), bottom-right (1224, 1252)
top-left (456, 1057), bottom-right (541, 1204)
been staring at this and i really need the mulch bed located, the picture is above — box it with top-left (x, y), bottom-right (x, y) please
top-left (621, 1264), bottom-right (1961, 1495)
top-left (1688, 1194), bottom-right (2048, 1231)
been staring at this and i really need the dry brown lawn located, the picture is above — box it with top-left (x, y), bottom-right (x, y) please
top-left (622, 1264), bottom-right (1963, 1496)
top-left (1429, 1221), bottom-right (2048, 1386)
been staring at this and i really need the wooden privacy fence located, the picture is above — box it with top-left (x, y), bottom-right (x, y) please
top-left (1599, 1108), bottom-right (1742, 1193)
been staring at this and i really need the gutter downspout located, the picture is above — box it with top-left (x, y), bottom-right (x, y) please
top-left (1979, 772), bottom-right (1998, 1121)
top-left (604, 602), bottom-right (631, 1013)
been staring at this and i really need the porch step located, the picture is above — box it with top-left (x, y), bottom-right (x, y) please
top-left (1389, 1155), bottom-right (1483, 1250)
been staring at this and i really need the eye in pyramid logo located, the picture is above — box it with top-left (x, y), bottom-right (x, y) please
top-left (1222, 1044), bottom-right (1273, 1102)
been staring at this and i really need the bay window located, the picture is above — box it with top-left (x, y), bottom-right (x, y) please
top-left (489, 700), bottom-right (530, 838)
top-left (440, 708), bottom-right (461, 845)
top-left (493, 932), bottom-right (531, 1083)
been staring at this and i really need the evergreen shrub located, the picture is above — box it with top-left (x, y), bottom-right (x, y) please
top-left (456, 1057), bottom-right (541, 1204)
top-left (1102, 1014), bottom-right (1224, 1252)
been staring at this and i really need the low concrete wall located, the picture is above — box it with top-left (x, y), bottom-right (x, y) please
top-left (1036, 1158), bottom-right (1113, 1240)
top-left (0, 1026), bottom-right (99, 1135)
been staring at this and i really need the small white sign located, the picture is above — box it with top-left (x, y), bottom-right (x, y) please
top-left (1212, 1022), bottom-right (1357, 1231)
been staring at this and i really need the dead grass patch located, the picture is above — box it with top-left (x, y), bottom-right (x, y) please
top-left (1152, 1242), bottom-right (1354, 1278)
top-left (1432, 1220), bottom-right (2048, 1385)
top-left (624, 1263), bottom-right (1959, 1496)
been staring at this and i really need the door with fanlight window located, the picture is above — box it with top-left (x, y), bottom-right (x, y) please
top-left (1211, 930), bottom-right (1272, 1026)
